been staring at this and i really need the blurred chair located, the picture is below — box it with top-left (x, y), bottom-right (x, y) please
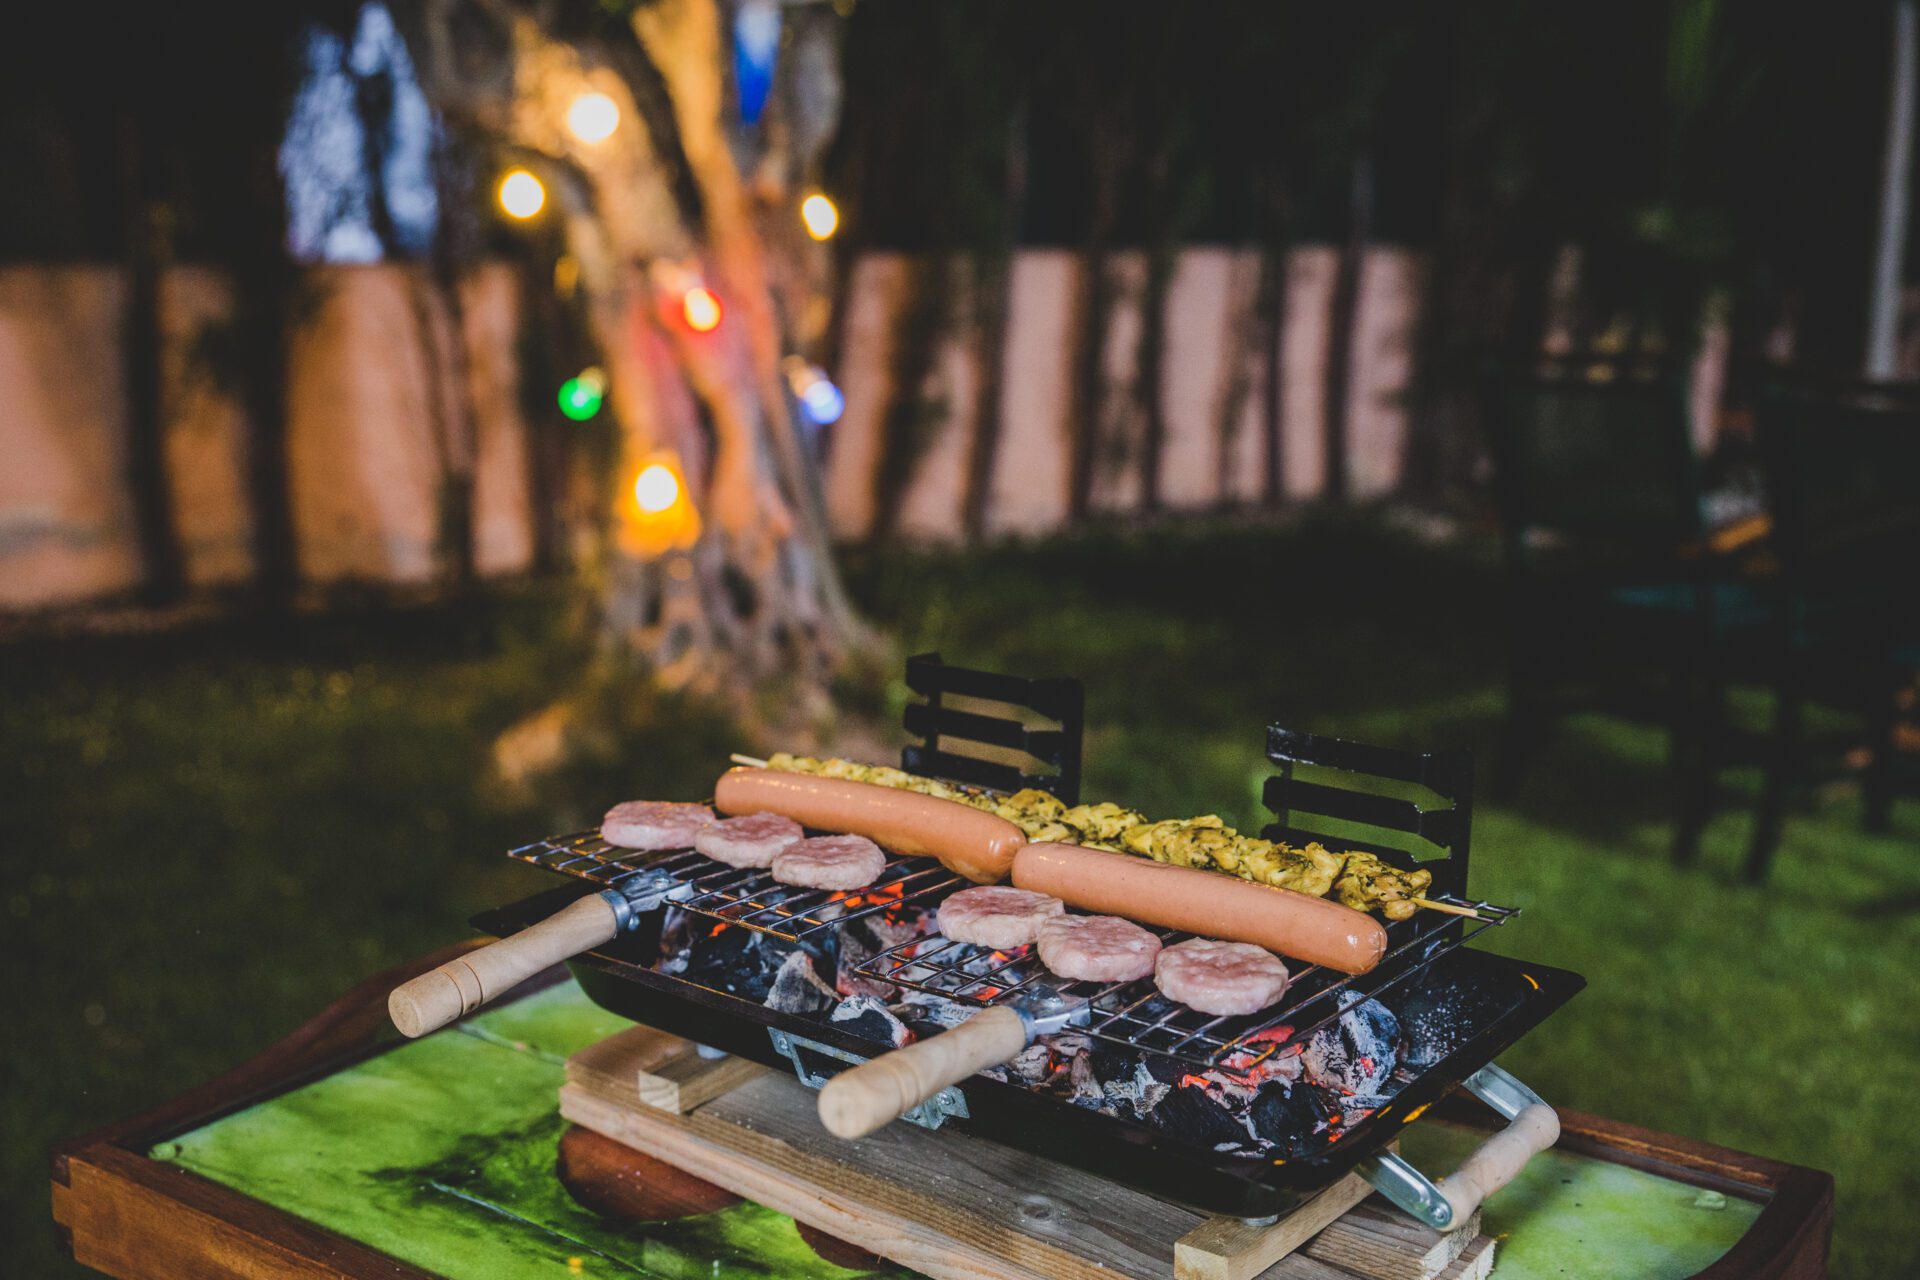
top-left (1745, 379), bottom-right (1920, 881)
top-left (1481, 355), bottom-right (1769, 862)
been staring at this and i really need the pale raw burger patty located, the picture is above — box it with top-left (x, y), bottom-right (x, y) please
top-left (771, 834), bottom-right (887, 891)
top-left (938, 886), bottom-right (1065, 949)
top-left (1154, 939), bottom-right (1290, 1017)
top-left (1036, 914), bottom-right (1161, 984)
top-left (695, 812), bottom-right (804, 868)
top-left (602, 800), bottom-right (715, 850)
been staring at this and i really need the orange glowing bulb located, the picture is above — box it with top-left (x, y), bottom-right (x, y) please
top-left (634, 463), bottom-right (681, 514)
top-left (682, 286), bottom-right (722, 332)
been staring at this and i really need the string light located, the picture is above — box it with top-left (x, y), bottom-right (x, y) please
top-left (618, 452), bottom-right (699, 556)
top-left (782, 354), bottom-right (843, 426)
top-left (566, 92), bottom-right (620, 144)
top-left (800, 377), bottom-right (845, 426)
top-left (800, 193), bottom-right (839, 241)
top-left (557, 366), bottom-right (606, 421)
top-left (682, 286), bottom-right (723, 332)
top-left (498, 169), bottom-right (545, 219)
top-left (634, 463), bottom-right (681, 514)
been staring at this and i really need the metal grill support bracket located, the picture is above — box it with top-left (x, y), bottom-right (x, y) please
top-left (1354, 1062), bottom-right (1552, 1232)
top-left (767, 1029), bottom-right (969, 1131)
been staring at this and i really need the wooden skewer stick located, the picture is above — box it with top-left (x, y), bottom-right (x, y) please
top-left (730, 753), bottom-right (770, 769)
top-left (1412, 896), bottom-right (1484, 920)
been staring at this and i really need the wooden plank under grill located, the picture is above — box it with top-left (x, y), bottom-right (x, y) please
top-left (560, 1023), bottom-right (1491, 1280)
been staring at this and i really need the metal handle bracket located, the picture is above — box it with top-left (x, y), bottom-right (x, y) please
top-left (768, 1029), bottom-right (969, 1131)
top-left (1356, 1062), bottom-right (1557, 1232)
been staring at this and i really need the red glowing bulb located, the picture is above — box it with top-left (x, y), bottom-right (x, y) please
top-left (682, 286), bottom-right (722, 332)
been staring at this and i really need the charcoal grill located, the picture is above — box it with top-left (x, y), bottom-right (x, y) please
top-left (473, 653), bottom-right (1584, 1224)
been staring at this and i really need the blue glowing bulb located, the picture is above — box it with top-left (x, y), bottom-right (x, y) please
top-left (800, 378), bottom-right (844, 426)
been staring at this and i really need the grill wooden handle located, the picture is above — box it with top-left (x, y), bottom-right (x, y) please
top-left (817, 1006), bottom-right (1028, 1139)
top-left (388, 894), bottom-right (620, 1038)
top-left (1434, 1103), bottom-right (1560, 1226)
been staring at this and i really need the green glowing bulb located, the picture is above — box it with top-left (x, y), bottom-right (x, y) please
top-left (558, 376), bottom-right (603, 421)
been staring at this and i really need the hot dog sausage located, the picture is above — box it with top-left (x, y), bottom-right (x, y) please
top-left (714, 768), bottom-right (1026, 884)
top-left (1011, 842), bottom-right (1388, 975)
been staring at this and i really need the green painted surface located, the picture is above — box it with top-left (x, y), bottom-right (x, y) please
top-left (155, 983), bottom-right (907, 1279)
top-left (156, 981), bottom-right (1754, 1279)
top-left (1400, 1125), bottom-right (1762, 1278)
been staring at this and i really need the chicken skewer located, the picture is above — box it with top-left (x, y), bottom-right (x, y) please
top-left (730, 753), bottom-right (1480, 920)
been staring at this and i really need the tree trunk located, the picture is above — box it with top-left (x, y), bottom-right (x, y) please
top-left (867, 255), bottom-right (945, 544)
top-left (119, 119), bottom-right (186, 607)
top-left (232, 252), bottom-right (298, 610)
top-left (961, 107), bottom-right (1025, 542)
top-left (400, 0), bottom-right (860, 691)
top-left (424, 137), bottom-right (483, 591)
top-left (1066, 126), bottom-right (1122, 522)
top-left (1136, 236), bottom-right (1174, 514)
top-left (1866, 0), bottom-right (1916, 379)
top-left (1257, 175), bottom-right (1291, 508)
top-left (630, 0), bottom-right (860, 671)
top-left (515, 251), bottom-right (572, 576)
top-left (1322, 153), bottom-right (1373, 503)
top-left (1402, 157), bottom-right (1482, 503)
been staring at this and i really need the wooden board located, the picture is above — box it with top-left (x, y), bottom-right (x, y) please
top-left (1172, 1176), bottom-right (1380, 1280)
top-left (567, 1023), bottom-right (767, 1113)
top-left (562, 1028), bottom-right (1492, 1280)
top-left (1305, 1200), bottom-right (1484, 1280)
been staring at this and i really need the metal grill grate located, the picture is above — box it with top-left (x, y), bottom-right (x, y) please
top-left (509, 830), bottom-right (963, 943)
top-left (856, 896), bottom-right (1520, 1068)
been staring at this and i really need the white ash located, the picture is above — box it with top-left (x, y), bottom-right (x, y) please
top-left (830, 994), bottom-right (913, 1047)
top-left (1063, 1048), bottom-right (1106, 1108)
top-left (896, 989), bottom-right (979, 1030)
top-left (1100, 1060), bottom-right (1171, 1118)
top-left (1338, 1092), bottom-right (1394, 1124)
top-left (763, 951), bottom-right (839, 1015)
top-left (1258, 1051), bottom-right (1304, 1085)
top-left (1302, 999), bottom-right (1401, 1095)
top-left (1000, 1039), bottom-right (1058, 1085)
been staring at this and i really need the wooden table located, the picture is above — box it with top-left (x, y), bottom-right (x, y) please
top-left (51, 943), bottom-right (1835, 1280)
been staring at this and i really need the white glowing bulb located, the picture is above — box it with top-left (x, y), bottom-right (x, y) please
top-left (634, 463), bottom-right (680, 514)
top-left (800, 193), bottom-right (839, 241)
top-left (498, 169), bottom-right (545, 219)
top-left (567, 92), bottom-right (620, 145)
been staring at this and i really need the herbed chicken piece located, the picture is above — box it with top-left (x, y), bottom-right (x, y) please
top-left (1120, 815), bottom-right (1227, 861)
top-left (767, 752), bottom-right (990, 807)
top-left (1060, 801), bottom-right (1147, 842)
top-left (1259, 843), bottom-right (1345, 898)
top-left (1333, 850), bottom-right (1432, 921)
top-left (993, 787), bottom-right (1066, 827)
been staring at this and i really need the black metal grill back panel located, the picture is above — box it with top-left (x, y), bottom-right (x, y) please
top-left (901, 651), bottom-right (1084, 803)
top-left (1262, 728), bottom-right (1474, 900)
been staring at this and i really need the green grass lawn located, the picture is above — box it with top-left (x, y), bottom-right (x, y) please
top-left (6, 516), bottom-right (1917, 1279)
